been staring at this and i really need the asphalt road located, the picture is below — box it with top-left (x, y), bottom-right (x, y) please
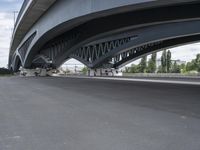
top-left (0, 76), bottom-right (200, 150)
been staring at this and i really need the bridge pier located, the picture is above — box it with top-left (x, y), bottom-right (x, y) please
top-left (88, 68), bottom-right (122, 77)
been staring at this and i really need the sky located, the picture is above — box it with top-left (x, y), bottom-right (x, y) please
top-left (0, 0), bottom-right (23, 67)
top-left (0, 0), bottom-right (200, 68)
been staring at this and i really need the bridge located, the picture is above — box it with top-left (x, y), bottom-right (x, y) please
top-left (9, 0), bottom-right (200, 72)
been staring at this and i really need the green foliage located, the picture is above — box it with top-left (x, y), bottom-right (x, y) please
top-left (130, 64), bottom-right (139, 73)
top-left (147, 53), bottom-right (157, 73)
top-left (186, 61), bottom-right (196, 72)
top-left (81, 66), bottom-right (88, 75)
top-left (124, 64), bottom-right (139, 73)
top-left (161, 50), bottom-right (172, 73)
top-left (171, 61), bottom-right (181, 73)
top-left (166, 50), bottom-right (172, 72)
top-left (161, 50), bottom-right (167, 73)
top-left (157, 66), bottom-right (163, 73)
top-left (124, 52), bottom-right (199, 74)
top-left (138, 56), bottom-right (147, 73)
top-left (180, 64), bottom-right (187, 73)
top-left (195, 54), bottom-right (200, 72)
top-left (185, 54), bottom-right (200, 72)
top-left (124, 67), bottom-right (130, 73)
top-left (0, 68), bottom-right (13, 76)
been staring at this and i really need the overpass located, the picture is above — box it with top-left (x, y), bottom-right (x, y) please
top-left (9, 0), bottom-right (200, 72)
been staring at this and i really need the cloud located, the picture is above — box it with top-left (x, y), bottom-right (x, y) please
top-left (0, 13), bottom-right (13, 43)
top-left (0, 0), bottom-right (23, 67)
top-left (170, 43), bottom-right (200, 61)
top-left (0, 12), bottom-right (14, 67)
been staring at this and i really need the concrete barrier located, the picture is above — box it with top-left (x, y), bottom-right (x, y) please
top-left (123, 73), bottom-right (200, 79)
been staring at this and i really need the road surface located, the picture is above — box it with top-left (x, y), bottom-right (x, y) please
top-left (0, 76), bottom-right (200, 150)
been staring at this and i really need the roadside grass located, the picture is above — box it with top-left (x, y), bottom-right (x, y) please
top-left (0, 73), bottom-right (14, 77)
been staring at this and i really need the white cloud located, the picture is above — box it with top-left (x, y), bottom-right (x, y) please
top-left (170, 43), bottom-right (200, 61)
top-left (2, 0), bottom-right (16, 2)
top-left (0, 12), bottom-right (13, 67)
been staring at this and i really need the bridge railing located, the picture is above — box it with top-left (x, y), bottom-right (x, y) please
top-left (14, 0), bottom-right (30, 29)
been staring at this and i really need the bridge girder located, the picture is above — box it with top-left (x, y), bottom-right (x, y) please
top-left (31, 20), bottom-right (200, 69)
top-left (9, 0), bottom-right (200, 70)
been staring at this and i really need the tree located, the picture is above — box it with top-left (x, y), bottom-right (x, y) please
top-left (166, 50), bottom-right (172, 73)
top-left (0, 68), bottom-right (13, 75)
top-left (157, 65), bottom-right (163, 73)
top-left (130, 64), bottom-right (139, 73)
top-left (186, 60), bottom-right (196, 72)
top-left (147, 53), bottom-right (157, 73)
top-left (81, 67), bottom-right (88, 75)
top-left (180, 63), bottom-right (186, 73)
top-left (161, 50), bottom-right (167, 73)
top-left (124, 67), bottom-right (130, 73)
top-left (185, 54), bottom-right (200, 72)
top-left (195, 54), bottom-right (200, 72)
top-left (171, 61), bottom-right (181, 73)
top-left (138, 56), bottom-right (147, 73)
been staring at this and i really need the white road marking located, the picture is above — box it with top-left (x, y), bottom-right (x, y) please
top-left (94, 77), bottom-right (200, 85)
top-left (62, 76), bottom-right (200, 85)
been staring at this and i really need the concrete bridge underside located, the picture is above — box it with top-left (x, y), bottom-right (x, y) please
top-left (9, 0), bottom-right (200, 71)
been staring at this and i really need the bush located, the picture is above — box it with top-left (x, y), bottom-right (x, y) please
top-left (0, 68), bottom-right (13, 75)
